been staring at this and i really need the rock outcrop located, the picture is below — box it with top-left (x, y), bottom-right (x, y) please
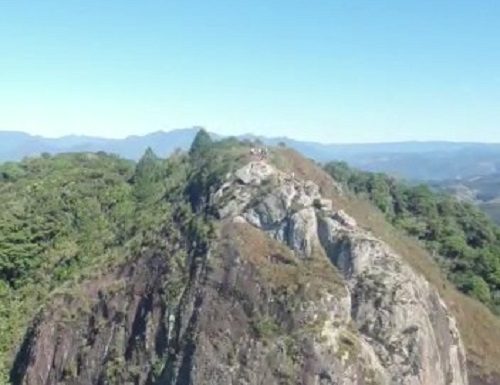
top-left (11, 159), bottom-right (469, 385)
top-left (214, 160), bottom-right (469, 385)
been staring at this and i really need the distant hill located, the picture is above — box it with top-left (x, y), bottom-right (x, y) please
top-left (2, 129), bottom-right (500, 181)
top-left (0, 128), bottom-right (201, 162)
top-left (435, 174), bottom-right (500, 224)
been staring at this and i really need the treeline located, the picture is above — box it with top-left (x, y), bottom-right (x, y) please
top-left (324, 161), bottom-right (500, 314)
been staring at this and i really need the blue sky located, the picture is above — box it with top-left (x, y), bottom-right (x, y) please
top-left (1, 0), bottom-right (499, 143)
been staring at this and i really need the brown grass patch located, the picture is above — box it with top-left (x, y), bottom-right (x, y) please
top-left (219, 221), bottom-right (346, 299)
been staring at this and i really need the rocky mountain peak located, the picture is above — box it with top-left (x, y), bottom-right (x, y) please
top-left (8, 153), bottom-right (470, 385)
top-left (212, 158), bottom-right (469, 385)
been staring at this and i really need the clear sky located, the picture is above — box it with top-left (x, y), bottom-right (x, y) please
top-left (1, 0), bottom-right (499, 143)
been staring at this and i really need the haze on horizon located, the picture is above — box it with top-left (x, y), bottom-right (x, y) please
top-left (1, 1), bottom-right (499, 143)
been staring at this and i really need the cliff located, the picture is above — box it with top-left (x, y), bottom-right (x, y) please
top-left (9, 149), bottom-right (475, 385)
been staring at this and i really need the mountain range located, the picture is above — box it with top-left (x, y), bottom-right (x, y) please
top-left (3, 128), bottom-right (500, 181)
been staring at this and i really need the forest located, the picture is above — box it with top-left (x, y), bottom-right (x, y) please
top-left (0, 131), bottom-right (240, 381)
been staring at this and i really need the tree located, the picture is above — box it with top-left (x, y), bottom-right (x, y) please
top-left (133, 148), bottom-right (162, 203)
top-left (469, 276), bottom-right (492, 303)
top-left (323, 162), bottom-right (351, 184)
top-left (189, 129), bottom-right (212, 157)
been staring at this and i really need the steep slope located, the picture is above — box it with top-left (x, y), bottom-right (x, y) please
top-left (0, 153), bottom-right (137, 381)
top-left (279, 150), bottom-right (500, 385)
top-left (8, 139), bottom-right (474, 385)
top-left (318, 159), bottom-right (500, 382)
top-left (214, 160), bottom-right (468, 385)
top-left (323, 161), bottom-right (500, 314)
top-left (0, 148), bottom-right (198, 383)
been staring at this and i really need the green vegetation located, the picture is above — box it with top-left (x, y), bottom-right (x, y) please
top-left (437, 173), bottom-right (500, 225)
top-left (188, 128), bottom-right (213, 157)
top-left (0, 132), bottom-right (251, 381)
top-left (0, 153), bottom-right (138, 381)
top-left (324, 161), bottom-right (500, 313)
top-left (252, 318), bottom-right (282, 339)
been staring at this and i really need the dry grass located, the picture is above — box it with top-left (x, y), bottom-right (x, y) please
top-left (272, 148), bottom-right (500, 380)
top-left (220, 221), bottom-right (346, 299)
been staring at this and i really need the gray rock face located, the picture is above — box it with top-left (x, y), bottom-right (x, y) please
top-left (214, 160), bottom-right (469, 385)
top-left (234, 161), bottom-right (276, 185)
top-left (177, 225), bottom-right (388, 385)
top-left (318, 218), bottom-right (468, 385)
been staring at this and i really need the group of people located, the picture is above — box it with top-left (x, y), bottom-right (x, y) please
top-left (250, 147), bottom-right (268, 160)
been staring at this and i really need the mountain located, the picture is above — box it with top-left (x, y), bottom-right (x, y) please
top-left (2, 129), bottom-right (500, 181)
top-left (1, 134), bottom-right (500, 384)
top-left (0, 128), bottom-right (202, 162)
